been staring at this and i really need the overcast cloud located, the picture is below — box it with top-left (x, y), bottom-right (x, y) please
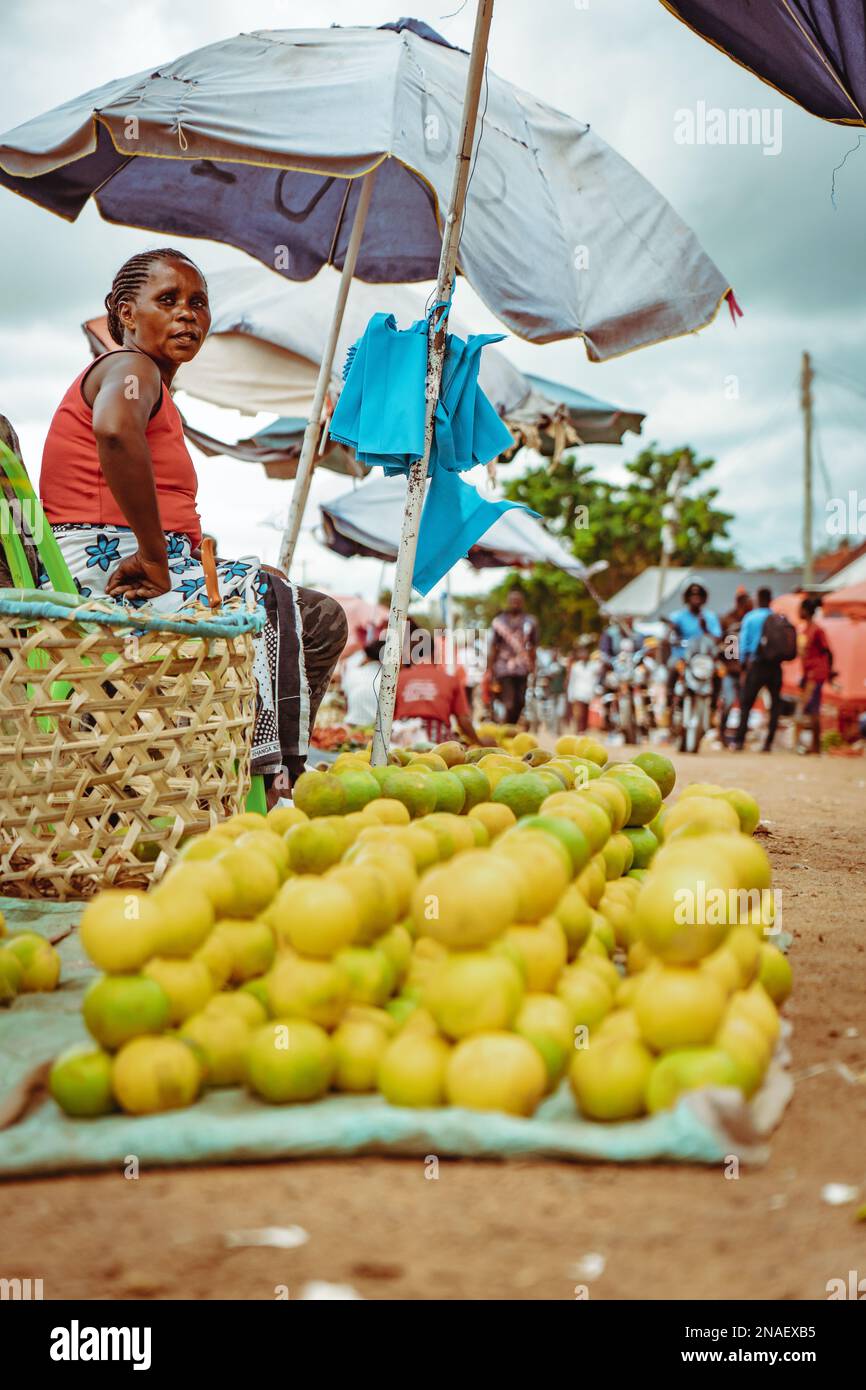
top-left (1, 0), bottom-right (865, 605)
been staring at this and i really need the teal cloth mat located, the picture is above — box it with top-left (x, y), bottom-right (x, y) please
top-left (0, 897), bottom-right (781, 1176)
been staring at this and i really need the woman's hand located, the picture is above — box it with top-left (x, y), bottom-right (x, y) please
top-left (106, 550), bottom-right (172, 601)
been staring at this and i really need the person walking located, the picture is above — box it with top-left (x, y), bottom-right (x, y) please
top-left (717, 586), bottom-right (752, 745)
top-left (794, 597), bottom-right (834, 754)
top-left (566, 637), bottom-right (598, 732)
top-left (488, 586), bottom-right (539, 725)
top-left (733, 587), bottom-right (795, 752)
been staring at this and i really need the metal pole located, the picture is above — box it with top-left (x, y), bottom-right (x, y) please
top-left (371, 0), bottom-right (495, 764)
top-left (802, 350), bottom-right (814, 585)
top-left (278, 167), bottom-right (377, 574)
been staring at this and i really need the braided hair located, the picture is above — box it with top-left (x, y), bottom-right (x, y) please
top-left (104, 248), bottom-right (203, 344)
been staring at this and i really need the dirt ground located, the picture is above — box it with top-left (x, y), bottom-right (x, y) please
top-left (3, 749), bottom-right (865, 1301)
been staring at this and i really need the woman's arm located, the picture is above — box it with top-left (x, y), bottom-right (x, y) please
top-left (89, 355), bottom-right (171, 599)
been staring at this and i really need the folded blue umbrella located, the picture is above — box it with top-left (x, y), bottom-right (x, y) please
top-left (329, 304), bottom-right (529, 593)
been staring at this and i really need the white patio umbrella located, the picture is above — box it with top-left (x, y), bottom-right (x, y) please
top-left (0, 9), bottom-right (732, 758)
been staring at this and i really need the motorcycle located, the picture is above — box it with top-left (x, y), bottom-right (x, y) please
top-left (675, 633), bottom-right (718, 753)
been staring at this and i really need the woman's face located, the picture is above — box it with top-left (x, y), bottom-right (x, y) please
top-left (118, 258), bottom-right (211, 365)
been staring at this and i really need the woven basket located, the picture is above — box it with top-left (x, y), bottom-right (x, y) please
top-left (0, 593), bottom-right (262, 900)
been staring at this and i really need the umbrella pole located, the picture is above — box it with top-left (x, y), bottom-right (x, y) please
top-left (278, 167), bottom-right (377, 574)
top-left (371, 0), bottom-right (495, 765)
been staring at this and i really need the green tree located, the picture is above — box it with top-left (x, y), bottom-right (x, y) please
top-left (457, 445), bottom-right (735, 649)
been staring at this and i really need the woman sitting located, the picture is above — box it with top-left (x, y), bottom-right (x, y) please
top-left (39, 247), bottom-right (347, 801)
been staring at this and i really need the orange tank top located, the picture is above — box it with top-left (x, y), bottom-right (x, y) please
top-left (40, 349), bottom-right (202, 547)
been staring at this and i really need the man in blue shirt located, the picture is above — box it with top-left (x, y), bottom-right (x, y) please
top-left (733, 587), bottom-right (781, 752)
top-left (666, 582), bottom-right (723, 660)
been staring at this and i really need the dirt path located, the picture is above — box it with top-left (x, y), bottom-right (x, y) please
top-left (3, 751), bottom-right (865, 1301)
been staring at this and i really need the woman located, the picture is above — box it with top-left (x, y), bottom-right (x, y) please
top-left (391, 621), bottom-right (491, 747)
top-left (39, 247), bottom-right (347, 801)
top-left (794, 596), bottom-right (833, 754)
top-left (566, 636), bottom-right (598, 732)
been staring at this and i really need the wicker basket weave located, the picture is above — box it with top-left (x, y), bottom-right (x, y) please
top-left (0, 593), bottom-right (261, 900)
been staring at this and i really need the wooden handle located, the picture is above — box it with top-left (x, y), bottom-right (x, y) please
top-left (200, 536), bottom-right (221, 610)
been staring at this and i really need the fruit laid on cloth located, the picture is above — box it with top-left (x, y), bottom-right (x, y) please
top-left (2, 933), bottom-right (61, 992)
top-left (48, 755), bottom-right (789, 1125)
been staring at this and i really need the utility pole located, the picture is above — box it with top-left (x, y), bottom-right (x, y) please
top-left (656, 451), bottom-right (691, 611)
top-left (801, 351), bottom-right (814, 585)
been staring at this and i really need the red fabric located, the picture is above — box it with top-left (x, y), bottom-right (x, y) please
top-left (395, 663), bottom-right (470, 728)
top-left (773, 594), bottom-right (866, 715)
top-left (40, 351), bottom-right (202, 547)
top-left (800, 624), bottom-right (833, 683)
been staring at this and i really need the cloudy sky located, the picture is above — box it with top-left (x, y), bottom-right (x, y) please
top-left (1, 0), bottom-right (865, 608)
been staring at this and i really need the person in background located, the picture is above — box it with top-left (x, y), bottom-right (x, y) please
top-left (733, 587), bottom-right (781, 752)
top-left (717, 586), bottom-right (752, 745)
top-left (341, 632), bottom-right (383, 728)
top-left (488, 586), bottom-right (539, 725)
top-left (567, 636), bottom-right (597, 732)
top-left (794, 596), bottom-right (834, 754)
top-left (665, 582), bottom-right (722, 715)
top-left (394, 620), bottom-right (492, 747)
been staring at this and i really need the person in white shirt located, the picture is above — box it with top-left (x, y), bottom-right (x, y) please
top-left (341, 637), bottom-right (383, 728)
top-left (566, 637), bottom-right (599, 732)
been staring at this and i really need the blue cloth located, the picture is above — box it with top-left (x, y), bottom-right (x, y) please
top-left (329, 308), bottom-right (523, 594)
top-left (739, 606), bottom-right (771, 660)
top-left (667, 606), bottom-right (721, 661)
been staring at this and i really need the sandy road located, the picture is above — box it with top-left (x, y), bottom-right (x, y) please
top-left (3, 750), bottom-right (864, 1300)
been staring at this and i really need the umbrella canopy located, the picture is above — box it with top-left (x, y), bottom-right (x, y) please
top-left (1, 19), bottom-right (731, 359)
top-left (661, 2), bottom-right (866, 125)
top-left (319, 474), bottom-right (588, 578)
top-left (83, 267), bottom-right (645, 460)
top-left (823, 578), bottom-right (866, 619)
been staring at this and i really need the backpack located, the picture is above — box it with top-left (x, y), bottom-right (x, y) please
top-left (758, 611), bottom-right (798, 663)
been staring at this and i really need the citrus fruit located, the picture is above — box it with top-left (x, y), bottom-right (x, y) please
top-left (410, 751), bottom-right (449, 772)
top-left (596, 1007), bottom-right (641, 1041)
top-left (445, 1031), bottom-right (546, 1116)
top-left (466, 801), bottom-right (516, 839)
top-left (265, 954), bottom-right (348, 1027)
top-left (502, 919), bottom-right (567, 993)
top-left (325, 862), bottom-right (398, 942)
top-left (689, 833), bottom-right (772, 892)
top-left (377, 923), bottom-right (413, 982)
top-left (378, 1031), bottom-right (451, 1106)
top-left (217, 845), bottom-right (282, 916)
top-left (112, 1035), bottom-right (202, 1115)
top-left (514, 815), bottom-right (591, 875)
top-left (718, 787), bottom-right (761, 835)
top-left (728, 983), bottom-right (781, 1043)
top-left (576, 853), bottom-right (607, 908)
top-left (489, 831), bottom-right (570, 921)
top-left (602, 765), bottom-right (662, 827)
top-left (514, 992), bottom-right (574, 1088)
top-left (543, 760), bottom-right (575, 788)
top-left (179, 1010), bottom-right (250, 1086)
top-left (630, 750), bottom-right (675, 798)
top-left (663, 795), bottom-right (740, 841)
top-left (2, 933), bottom-right (61, 991)
top-left (148, 879), bottom-right (215, 957)
top-left (334, 946), bottom-right (397, 1006)
top-left (491, 772), bottom-right (550, 819)
top-left (380, 769), bottom-right (438, 818)
top-left (570, 1036), bottom-right (653, 1120)
top-left (635, 859), bottom-right (738, 963)
top-left (449, 764), bottom-right (490, 810)
top-left (540, 794), bottom-right (610, 855)
top-left (245, 1019), bottom-right (334, 1102)
top-left (424, 951), bottom-right (524, 1040)
top-left (142, 957), bottom-right (214, 1025)
top-left (332, 767), bottom-right (381, 811)
top-left (265, 805), bottom-right (309, 834)
top-left (556, 965), bottom-right (613, 1030)
top-left (343, 843), bottom-right (416, 917)
top-left (623, 826), bottom-right (658, 870)
top-left (634, 966), bottom-right (727, 1051)
top-left (79, 890), bottom-right (162, 974)
top-left (193, 931), bottom-right (234, 989)
top-left (758, 943), bottom-right (792, 1004)
top-left (725, 925), bottom-right (761, 986)
top-left (0, 949), bottom-right (22, 1001)
top-left (601, 834), bottom-right (628, 881)
top-left (162, 859), bottom-right (236, 918)
top-left (235, 828), bottom-right (290, 878)
top-left (582, 780), bottom-right (630, 832)
top-left (423, 771), bottom-right (465, 814)
top-left (331, 1010), bottom-right (393, 1091)
top-left (291, 770), bottom-right (348, 817)
top-left (363, 798), bottom-right (412, 826)
top-left (432, 740), bottom-right (466, 766)
top-left (82, 973), bottom-right (171, 1050)
top-left (266, 876), bottom-right (360, 957)
top-left (49, 1044), bottom-right (116, 1117)
top-left (283, 820), bottom-right (343, 874)
top-left (554, 883), bottom-right (594, 957)
top-left (715, 1013), bottom-right (770, 1097)
top-left (700, 945), bottom-right (742, 993)
top-left (410, 850), bottom-right (518, 948)
top-left (219, 812), bottom-right (270, 838)
top-left (205, 990), bottom-right (268, 1028)
top-left (645, 1047), bottom-right (741, 1112)
top-left (209, 918), bottom-right (276, 983)
top-left (679, 782), bottom-right (724, 799)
